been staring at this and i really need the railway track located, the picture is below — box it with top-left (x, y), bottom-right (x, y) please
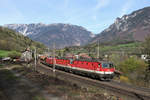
top-left (36, 62), bottom-right (150, 100)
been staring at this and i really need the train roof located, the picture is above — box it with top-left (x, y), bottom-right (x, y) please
top-left (53, 57), bottom-right (112, 63)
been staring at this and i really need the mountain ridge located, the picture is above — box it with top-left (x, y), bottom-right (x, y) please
top-left (91, 6), bottom-right (150, 44)
top-left (5, 23), bottom-right (94, 48)
top-left (5, 6), bottom-right (150, 47)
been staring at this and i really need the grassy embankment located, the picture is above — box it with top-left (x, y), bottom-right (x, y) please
top-left (0, 50), bottom-right (12, 58)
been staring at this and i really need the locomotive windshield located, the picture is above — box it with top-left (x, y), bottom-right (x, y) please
top-left (102, 63), bottom-right (114, 68)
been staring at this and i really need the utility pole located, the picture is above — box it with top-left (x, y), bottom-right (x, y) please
top-left (61, 50), bottom-right (63, 57)
top-left (53, 43), bottom-right (55, 72)
top-left (34, 47), bottom-right (37, 71)
top-left (48, 47), bottom-right (49, 56)
top-left (97, 40), bottom-right (100, 59)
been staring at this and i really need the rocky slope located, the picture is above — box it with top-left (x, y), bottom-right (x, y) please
top-left (91, 7), bottom-right (150, 44)
top-left (5, 23), bottom-right (94, 48)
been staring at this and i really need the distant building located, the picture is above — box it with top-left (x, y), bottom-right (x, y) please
top-left (66, 53), bottom-right (74, 58)
top-left (65, 53), bottom-right (91, 59)
top-left (21, 50), bottom-right (32, 62)
top-left (79, 53), bottom-right (91, 59)
top-left (141, 54), bottom-right (148, 60)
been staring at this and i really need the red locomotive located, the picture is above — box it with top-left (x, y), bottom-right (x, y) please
top-left (43, 57), bottom-right (115, 80)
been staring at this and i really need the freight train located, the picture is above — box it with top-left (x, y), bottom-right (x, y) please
top-left (41, 57), bottom-right (115, 80)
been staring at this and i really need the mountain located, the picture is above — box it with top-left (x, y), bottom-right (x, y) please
top-left (0, 27), bottom-right (45, 52)
top-left (5, 23), bottom-right (94, 48)
top-left (91, 7), bottom-right (150, 44)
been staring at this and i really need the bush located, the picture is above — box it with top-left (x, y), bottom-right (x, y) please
top-left (120, 56), bottom-right (147, 75)
top-left (117, 56), bottom-right (149, 87)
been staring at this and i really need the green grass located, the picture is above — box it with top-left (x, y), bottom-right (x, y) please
top-left (0, 50), bottom-right (11, 58)
top-left (55, 42), bottom-right (142, 58)
top-left (0, 50), bottom-right (21, 58)
top-left (97, 42), bottom-right (141, 53)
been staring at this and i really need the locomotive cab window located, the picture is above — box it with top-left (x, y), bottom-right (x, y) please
top-left (102, 63), bottom-right (109, 68)
top-left (109, 63), bottom-right (114, 68)
top-left (102, 63), bottom-right (114, 68)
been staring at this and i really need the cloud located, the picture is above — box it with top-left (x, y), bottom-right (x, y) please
top-left (120, 0), bottom-right (133, 17)
top-left (94, 0), bottom-right (110, 11)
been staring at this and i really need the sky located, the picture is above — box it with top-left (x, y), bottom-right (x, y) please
top-left (0, 0), bottom-right (150, 34)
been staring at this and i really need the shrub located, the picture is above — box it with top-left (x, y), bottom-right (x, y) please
top-left (118, 56), bottom-right (149, 87)
top-left (120, 56), bottom-right (147, 75)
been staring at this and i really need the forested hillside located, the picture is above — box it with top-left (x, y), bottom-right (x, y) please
top-left (0, 27), bottom-right (45, 53)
